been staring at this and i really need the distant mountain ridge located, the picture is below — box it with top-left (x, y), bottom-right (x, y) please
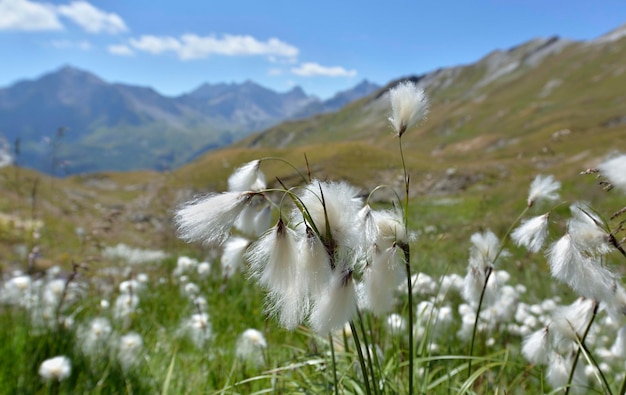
top-left (0, 67), bottom-right (379, 174)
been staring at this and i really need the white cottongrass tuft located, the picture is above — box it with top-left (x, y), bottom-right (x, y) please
top-left (388, 81), bottom-right (429, 136)
top-left (568, 203), bottom-right (611, 255)
top-left (39, 356), bottom-right (71, 381)
top-left (180, 312), bottom-right (212, 348)
top-left (78, 317), bottom-right (112, 358)
top-left (386, 313), bottom-right (407, 334)
top-left (511, 213), bottom-right (550, 253)
top-left (597, 154), bottom-right (626, 193)
top-left (227, 160), bottom-right (266, 192)
top-left (220, 236), bottom-right (250, 278)
top-left (118, 332), bottom-right (143, 372)
top-left (546, 352), bottom-right (587, 394)
top-left (527, 174), bottom-right (561, 207)
top-left (360, 245), bottom-right (405, 315)
top-left (469, 230), bottom-right (504, 270)
top-left (294, 180), bottom-right (363, 257)
top-left (236, 328), bottom-right (267, 367)
top-left (521, 326), bottom-right (551, 364)
top-left (547, 234), bottom-right (621, 310)
top-left (247, 220), bottom-right (306, 329)
top-left (300, 226), bottom-right (333, 299)
top-left (175, 191), bottom-right (256, 246)
top-left (309, 270), bottom-right (357, 334)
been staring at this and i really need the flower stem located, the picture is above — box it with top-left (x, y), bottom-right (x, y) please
top-left (350, 320), bottom-right (373, 395)
top-left (467, 205), bottom-right (529, 378)
top-left (565, 301), bottom-right (599, 395)
top-left (357, 309), bottom-right (379, 395)
top-left (329, 332), bottom-right (339, 395)
top-left (398, 136), bottom-right (414, 395)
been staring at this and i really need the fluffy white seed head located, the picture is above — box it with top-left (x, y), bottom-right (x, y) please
top-left (300, 226), bottom-right (333, 299)
top-left (597, 154), bottom-right (626, 193)
top-left (309, 270), bottom-right (357, 334)
top-left (220, 236), bottom-right (250, 278)
top-left (568, 203), bottom-right (611, 255)
top-left (246, 219), bottom-right (300, 295)
top-left (118, 332), bottom-right (143, 372)
top-left (386, 313), bottom-right (406, 334)
top-left (527, 174), bottom-right (561, 207)
top-left (511, 213), bottom-right (550, 253)
top-left (360, 245), bottom-right (405, 315)
top-left (521, 327), bottom-right (551, 365)
top-left (469, 230), bottom-right (503, 271)
top-left (227, 160), bottom-right (266, 192)
top-left (388, 81), bottom-right (429, 136)
top-left (294, 180), bottom-right (364, 264)
top-left (546, 353), bottom-right (587, 394)
top-left (39, 356), bottom-right (71, 381)
top-left (79, 317), bottom-right (112, 358)
top-left (236, 329), bottom-right (267, 367)
top-left (181, 312), bottom-right (212, 348)
top-left (175, 192), bottom-right (255, 246)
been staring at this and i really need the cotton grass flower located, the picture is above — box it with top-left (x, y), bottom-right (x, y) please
top-left (118, 332), bottom-right (143, 372)
top-left (511, 213), bottom-right (550, 253)
top-left (79, 317), bottom-right (112, 358)
top-left (227, 160), bottom-right (266, 192)
top-left (246, 219), bottom-right (306, 329)
top-left (388, 81), bottom-right (429, 136)
top-left (360, 245), bottom-right (405, 315)
top-left (527, 174), bottom-right (561, 207)
top-left (309, 270), bottom-right (358, 334)
top-left (521, 326), bottom-right (551, 364)
top-left (236, 329), bottom-right (267, 367)
top-left (175, 191), bottom-right (256, 246)
top-left (294, 180), bottom-right (363, 257)
top-left (568, 203), bottom-right (612, 255)
top-left (39, 356), bottom-right (71, 381)
top-left (598, 154), bottom-right (626, 193)
top-left (220, 236), bottom-right (250, 278)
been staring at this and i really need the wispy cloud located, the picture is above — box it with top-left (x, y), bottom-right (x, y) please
top-left (50, 39), bottom-right (92, 50)
top-left (291, 62), bottom-right (357, 77)
top-left (57, 0), bottom-right (127, 34)
top-left (0, 0), bottom-right (62, 31)
top-left (129, 34), bottom-right (299, 60)
top-left (0, 0), bottom-right (127, 34)
top-left (268, 68), bottom-right (284, 76)
top-left (108, 44), bottom-right (134, 56)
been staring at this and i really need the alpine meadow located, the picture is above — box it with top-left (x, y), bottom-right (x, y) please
top-left (2, 20), bottom-right (626, 395)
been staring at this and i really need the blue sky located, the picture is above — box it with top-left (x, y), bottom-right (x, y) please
top-left (1, 0), bottom-right (625, 99)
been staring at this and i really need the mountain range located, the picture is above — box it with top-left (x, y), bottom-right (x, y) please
top-left (0, 68), bottom-right (379, 174)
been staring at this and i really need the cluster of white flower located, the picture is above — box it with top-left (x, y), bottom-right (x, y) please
top-left (175, 82), bottom-right (430, 335)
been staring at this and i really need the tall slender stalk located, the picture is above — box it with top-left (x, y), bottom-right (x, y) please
top-left (357, 309), bottom-right (379, 395)
top-left (350, 320), bottom-right (372, 395)
top-left (467, 206), bottom-right (530, 378)
top-left (329, 333), bottom-right (339, 395)
top-left (564, 301), bottom-right (598, 395)
top-left (398, 136), bottom-right (414, 395)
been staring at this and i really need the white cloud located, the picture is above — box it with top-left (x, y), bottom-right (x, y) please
top-left (129, 35), bottom-right (181, 54)
top-left (0, 0), bottom-right (63, 31)
top-left (108, 44), bottom-right (134, 56)
top-left (57, 0), bottom-right (127, 34)
top-left (50, 39), bottom-right (91, 50)
top-left (129, 34), bottom-right (299, 60)
top-left (0, 0), bottom-right (127, 34)
top-left (291, 62), bottom-right (357, 77)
